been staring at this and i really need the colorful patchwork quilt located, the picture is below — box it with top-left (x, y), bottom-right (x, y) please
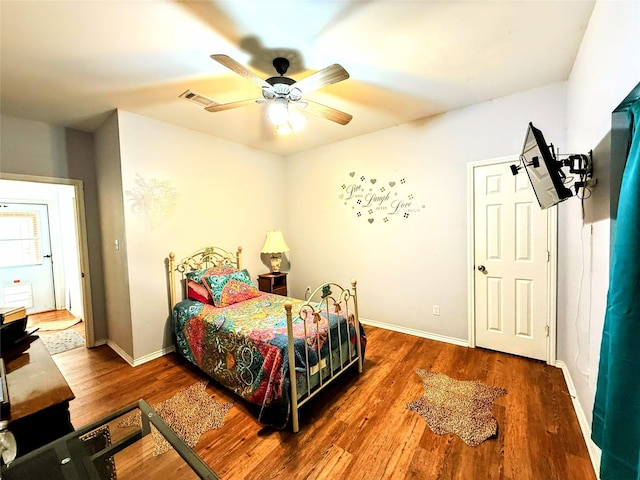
top-left (172, 292), bottom-right (366, 429)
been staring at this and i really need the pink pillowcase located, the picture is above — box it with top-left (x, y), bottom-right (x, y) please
top-left (185, 266), bottom-right (238, 305)
top-left (187, 280), bottom-right (211, 304)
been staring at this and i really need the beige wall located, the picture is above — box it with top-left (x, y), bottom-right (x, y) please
top-left (94, 112), bottom-right (133, 357)
top-left (0, 115), bottom-right (67, 177)
top-left (286, 82), bottom-right (566, 341)
top-left (115, 111), bottom-right (287, 360)
top-left (65, 128), bottom-right (107, 340)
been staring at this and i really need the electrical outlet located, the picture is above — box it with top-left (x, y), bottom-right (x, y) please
top-left (433, 305), bottom-right (440, 316)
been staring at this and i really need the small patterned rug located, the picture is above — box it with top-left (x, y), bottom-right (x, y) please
top-left (39, 330), bottom-right (86, 355)
top-left (407, 369), bottom-right (506, 446)
top-left (117, 381), bottom-right (232, 456)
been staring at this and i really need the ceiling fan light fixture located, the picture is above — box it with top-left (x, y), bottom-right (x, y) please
top-left (275, 123), bottom-right (293, 136)
top-left (268, 97), bottom-right (289, 126)
top-left (275, 111), bottom-right (306, 136)
top-left (289, 87), bottom-right (302, 102)
top-left (288, 110), bottom-right (306, 131)
top-left (262, 86), bottom-right (276, 100)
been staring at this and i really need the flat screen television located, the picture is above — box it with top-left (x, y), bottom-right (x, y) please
top-left (521, 122), bottom-right (573, 209)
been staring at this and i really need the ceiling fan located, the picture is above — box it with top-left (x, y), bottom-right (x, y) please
top-left (205, 54), bottom-right (353, 128)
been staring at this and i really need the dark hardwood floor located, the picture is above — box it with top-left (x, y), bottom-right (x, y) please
top-left (49, 325), bottom-right (596, 480)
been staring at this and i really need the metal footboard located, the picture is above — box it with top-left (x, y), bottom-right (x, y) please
top-left (285, 279), bottom-right (363, 432)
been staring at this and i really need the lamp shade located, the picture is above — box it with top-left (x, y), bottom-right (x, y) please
top-left (261, 230), bottom-right (290, 254)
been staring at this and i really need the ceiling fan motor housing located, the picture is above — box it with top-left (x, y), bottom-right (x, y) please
top-left (262, 83), bottom-right (302, 102)
top-left (266, 76), bottom-right (295, 86)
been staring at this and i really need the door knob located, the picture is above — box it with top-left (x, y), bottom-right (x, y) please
top-left (477, 265), bottom-right (486, 273)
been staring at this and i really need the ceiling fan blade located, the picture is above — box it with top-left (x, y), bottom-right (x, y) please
top-left (301, 99), bottom-right (353, 125)
top-left (293, 64), bottom-right (349, 95)
top-left (205, 98), bottom-right (260, 112)
top-left (210, 54), bottom-right (271, 89)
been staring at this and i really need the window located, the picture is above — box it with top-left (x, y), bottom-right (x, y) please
top-left (0, 211), bottom-right (41, 267)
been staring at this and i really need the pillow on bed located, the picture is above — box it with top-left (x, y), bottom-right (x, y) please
top-left (185, 266), bottom-right (237, 285)
top-left (201, 269), bottom-right (259, 307)
top-left (218, 278), bottom-right (261, 307)
top-left (186, 280), bottom-right (212, 304)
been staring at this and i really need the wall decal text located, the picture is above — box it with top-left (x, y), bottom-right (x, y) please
top-left (340, 171), bottom-right (425, 223)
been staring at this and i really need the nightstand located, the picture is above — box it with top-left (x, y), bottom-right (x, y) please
top-left (257, 272), bottom-right (288, 296)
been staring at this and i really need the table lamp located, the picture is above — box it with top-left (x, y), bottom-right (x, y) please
top-left (261, 230), bottom-right (290, 273)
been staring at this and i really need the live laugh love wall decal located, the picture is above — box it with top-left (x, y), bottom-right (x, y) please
top-left (340, 171), bottom-right (425, 224)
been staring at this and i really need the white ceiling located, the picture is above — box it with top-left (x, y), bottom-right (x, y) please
top-left (0, 1), bottom-right (595, 156)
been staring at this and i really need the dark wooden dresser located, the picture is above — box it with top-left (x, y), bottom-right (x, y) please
top-left (2, 336), bottom-right (75, 456)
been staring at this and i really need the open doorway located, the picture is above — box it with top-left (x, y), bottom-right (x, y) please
top-left (0, 177), bottom-right (94, 346)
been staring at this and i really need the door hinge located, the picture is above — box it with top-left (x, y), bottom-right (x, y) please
top-left (547, 250), bottom-right (550, 262)
top-left (545, 325), bottom-right (550, 337)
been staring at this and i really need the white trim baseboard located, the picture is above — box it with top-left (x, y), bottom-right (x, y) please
top-left (359, 317), bottom-right (468, 347)
top-left (105, 340), bottom-right (175, 367)
top-left (131, 345), bottom-right (176, 367)
top-left (556, 360), bottom-right (601, 479)
top-left (106, 340), bottom-right (135, 366)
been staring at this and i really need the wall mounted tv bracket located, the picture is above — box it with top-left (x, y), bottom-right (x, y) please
top-left (561, 150), bottom-right (594, 193)
top-left (511, 145), bottom-right (594, 194)
top-left (510, 157), bottom-right (538, 175)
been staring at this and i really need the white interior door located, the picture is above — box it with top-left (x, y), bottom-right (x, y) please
top-left (0, 202), bottom-right (56, 313)
top-left (471, 160), bottom-right (554, 362)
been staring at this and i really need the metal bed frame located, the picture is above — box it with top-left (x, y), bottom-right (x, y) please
top-left (168, 246), bottom-right (364, 432)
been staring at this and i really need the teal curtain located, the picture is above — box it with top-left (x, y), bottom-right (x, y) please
top-left (592, 98), bottom-right (640, 480)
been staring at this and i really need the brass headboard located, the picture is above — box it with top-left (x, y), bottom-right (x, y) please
top-left (168, 246), bottom-right (242, 309)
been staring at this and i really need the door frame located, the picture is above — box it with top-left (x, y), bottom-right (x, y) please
top-left (466, 155), bottom-right (558, 365)
top-left (0, 172), bottom-right (95, 347)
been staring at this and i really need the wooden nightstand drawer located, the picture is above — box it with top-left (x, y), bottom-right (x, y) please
top-left (257, 272), bottom-right (287, 296)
